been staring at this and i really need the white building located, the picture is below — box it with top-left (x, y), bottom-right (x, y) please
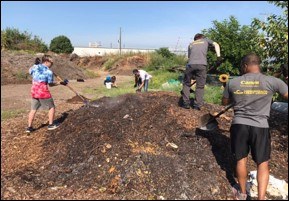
top-left (73, 46), bottom-right (156, 57)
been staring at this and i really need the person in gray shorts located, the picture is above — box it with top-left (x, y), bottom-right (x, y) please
top-left (31, 98), bottom-right (55, 111)
top-left (26, 55), bottom-right (67, 133)
top-left (222, 53), bottom-right (288, 200)
top-left (181, 33), bottom-right (221, 110)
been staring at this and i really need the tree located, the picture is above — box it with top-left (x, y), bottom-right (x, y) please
top-left (156, 47), bottom-right (175, 58)
top-left (252, 1), bottom-right (288, 70)
top-left (49, 35), bottom-right (74, 54)
top-left (202, 16), bottom-right (264, 75)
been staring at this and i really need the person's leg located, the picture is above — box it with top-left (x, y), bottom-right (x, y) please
top-left (194, 65), bottom-right (207, 107)
top-left (28, 98), bottom-right (40, 128)
top-left (249, 127), bottom-right (271, 200)
top-left (40, 98), bottom-right (56, 125)
top-left (257, 161), bottom-right (269, 200)
top-left (230, 124), bottom-right (250, 196)
top-left (48, 107), bottom-right (55, 125)
top-left (144, 80), bottom-right (149, 92)
top-left (182, 65), bottom-right (195, 106)
top-left (236, 157), bottom-right (248, 194)
top-left (28, 110), bottom-right (37, 127)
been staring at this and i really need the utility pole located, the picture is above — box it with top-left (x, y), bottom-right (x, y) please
top-left (175, 37), bottom-right (180, 52)
top-left (119, 27), bottom-right (122, 55)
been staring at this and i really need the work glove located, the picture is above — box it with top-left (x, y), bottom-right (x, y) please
top-left (134, 84), bottom-right (137, 88)
top-left (60, 79), bottom-right (69, 86)
top-left (136, 89), bottom-right (141, 93)
top-left (216, 57), bottom-right (223, 67)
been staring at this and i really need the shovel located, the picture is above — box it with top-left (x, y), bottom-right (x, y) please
top-left (198, 94), bottom-right (271, 131)
top-left (198, 103), bottom-right (235, 131)
top-left (53, 72), bottom-right (99, 108)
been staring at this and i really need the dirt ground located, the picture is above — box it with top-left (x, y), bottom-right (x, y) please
top-left (1, 50), bottom-right (288, 200)
top-left (1, 91), bottom-right (288, 200)
top-left (1, 74), bottom-right (132, 112)
top-left (1, 51), bottom-right (147, 85)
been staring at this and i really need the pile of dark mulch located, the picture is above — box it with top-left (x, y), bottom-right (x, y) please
top-left (1, 92), bottom-right (287, 200)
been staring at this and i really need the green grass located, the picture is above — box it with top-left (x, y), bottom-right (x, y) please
top-left (1, 109), bottom-right (27, 121)
top-left (81, 67), bottom-right (224, 105)
top-left (6, 49), bottom-right (37, 55)
top-left (15, 71), bottom-right (28, 80)
top-left (82, 81), bottom-right (136, 100)
top-left (148, 70), bottom-right (182, 93)
top-left (103, 52), bottom-right (144, 70)
top-left (203, 85), bottom-right (224, 104)
top-left (103, 57), bottom-right (121, 70)
top-left (145, 52), bottom-right (187, 71)
top-left (148, 69), bottom-right (224, 104)
top-left (82, 65), bottom-right (224, 105)
top-left (148, 70), bottom-right (180, 88)
top-left (83, 69), bottom-right (99, 79)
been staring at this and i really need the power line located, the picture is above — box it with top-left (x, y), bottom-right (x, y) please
top-left (119, 27), bottom-right (122, 55)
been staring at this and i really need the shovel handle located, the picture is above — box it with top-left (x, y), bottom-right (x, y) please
top-left (204, 103), bottom-right (235, 126)
top-left (53, 72), bottom-right (87, 102)
top-left (206, 94), bottom-right (269, 127)
top-left (214, 103), bottom-right (235, 119)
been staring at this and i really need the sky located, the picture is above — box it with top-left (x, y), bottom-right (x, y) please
top-left (1, 1), bottom-right (284, 50)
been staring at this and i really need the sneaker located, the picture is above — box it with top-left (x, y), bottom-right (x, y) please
top-left (47, 123), bottom-right (60, 131)
top-left (180, 89), bottom-right (195, 95)
top-left (232, 187), bottom-right (248, 200)
top-left (26, 127), bottom-right (34, 133)
top-left (189, 89), bottom-right (195, 93)
top-left (181, 103), bottom-right (191, 109)
top-left (192, 104), bottom-right (201, 111)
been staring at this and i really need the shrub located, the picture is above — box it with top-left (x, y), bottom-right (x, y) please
top-left (1, 27), bottom-right (48, 52)
top-left (49, 35), bottom-right (74, 54)
top-left (83, 69), bottom-right (99, 78)
top-left (156, 47), bottom-right (174, 58)
top-left (145, 49), bottom-right (187, 71)
top-left (149, 70), bottom-right (180, 89)
top-left (15, 71), bottom-right (28, 80)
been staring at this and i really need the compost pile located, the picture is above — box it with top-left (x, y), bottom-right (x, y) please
top-left (1, 51), bottom-right (87, 85)
top-left (1, 92), bottom-right (288, 200)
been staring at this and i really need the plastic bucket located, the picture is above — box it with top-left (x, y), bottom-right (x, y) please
top-left (106, 82), bottom-right (112, 89)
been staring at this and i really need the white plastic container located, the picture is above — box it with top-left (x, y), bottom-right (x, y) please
top-left (106, 82), bottom-right (112, 89)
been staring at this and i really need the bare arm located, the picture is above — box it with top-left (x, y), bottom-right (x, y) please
top-left (283, 92), bottom-right (288, 100)
top-left (213, 42), bottom-right (221, 57)
top-left (138, 81), bottom-right (145, 90)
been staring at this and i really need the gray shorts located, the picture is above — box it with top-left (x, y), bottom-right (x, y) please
top-left (31, 98), bottom-right (55, 110)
